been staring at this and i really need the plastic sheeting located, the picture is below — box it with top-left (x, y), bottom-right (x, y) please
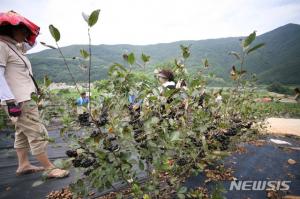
top-left (0, 129), bottom-right (299, 199)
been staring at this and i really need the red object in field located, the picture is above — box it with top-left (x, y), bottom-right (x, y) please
top-left (0, 10), bottom-right (40, 46)
top-left (262, 97), bottom-right (272, 103)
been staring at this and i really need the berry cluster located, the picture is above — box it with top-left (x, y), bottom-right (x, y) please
top-left (66, 150), bottom-right (78, 158)
top-left (103, 137), bottom-right (120, 152)
top-left (97, 107), bottom-right (109, 127)
top-left (84, 169), bottom-right (93, 176)
top-left (81, 158), bottom-right (96, 168)
top-left (215, 134), bottom-right (230, 150)
top-left (188, 136), bottom-right (202, 147)
top-left (205, 130), bottom-right (230, 151)
top-left (241, 122), bottom-right (252, 129)
top-left (71, 155), bottom-right (96, 168)
top-left (176, 158), bottom-right (188, 166)
top-left (90, 130), bottom-right (101, 138)
top-left (225, 127), bottom-right (238, 136)
top-left (78, 113), bottom-right (90, 126)
top-left (128, 103), bottom-right (147, 145)
top-left (72, 157), bottom-right (82, 168)
top-left (231, 117), bottom-right (252, 129)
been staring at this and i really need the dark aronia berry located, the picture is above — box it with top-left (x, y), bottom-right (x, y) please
top-left (84, 169), bottom-right (93, 176)
top-left (81, 158), bottom-right (96, 168)
top-left (72, 158), bottom-right (82, 168)
top-left (66, 150), bottom-right (77, 158)
top-left (176, 158), bottom-right (188, 166)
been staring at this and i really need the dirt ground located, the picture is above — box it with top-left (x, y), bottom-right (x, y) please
top-left (264, 117), bottom-right (300, 136)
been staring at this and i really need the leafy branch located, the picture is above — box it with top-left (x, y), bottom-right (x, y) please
top-left (48, 25), bottom-right (80, 94)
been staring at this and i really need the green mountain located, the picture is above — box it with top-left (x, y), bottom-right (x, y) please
top-left (28, 23), bottom-right (300, 84)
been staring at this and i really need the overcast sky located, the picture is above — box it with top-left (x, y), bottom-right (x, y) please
top-left (1, 0), bottom-right (300, 53)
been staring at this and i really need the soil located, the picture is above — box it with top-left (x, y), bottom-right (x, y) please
top-left (264, 118), bottom-right (300, 137)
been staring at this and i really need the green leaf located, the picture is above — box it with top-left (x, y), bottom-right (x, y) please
top-left (53, 158), bottom-right (73, 169)
top-left (141, 53), bottom-right (150, 63)
top-left (128, 53), bottom-right (135, 65)
top-left (108, 63), bottom-right (127, 75)
top-left (177, 193), bottom-right (185, 199)
top-left (31, 93), bottom-right (38, 102)
top-left (88, 9), bottom-right (100, 27)
top-left (150, 117), bottom-right (159, 125)
top-left (49, 25), bottom-right (60, 42)
top-left (201, 135), bottom-right (208, 152)
top-left (243, 31), bottom-right (256, 48)
top-left (203, 58), bottom-right (209, 67)
top-left (44, 75), bottom-right (51, 88)
top-left (229, 51), bottom-right (240, 60)
top-left (119, 152), bottom-right (131, 161)
top-left (143, 194), bottom-right (151, 199)
top-left (180, 45), bottom-right (190, 59)
top-left (40, 42), bottom-right (56, 49)
top-left (178, 186), bottom-right (187, 194)
top-left (139, 160), bottom-right (145, 170)
top-left (247, 43), bottom-right (265, 54)
top-left (116, 194), bottom-right (123, 199)
top-left (80, 49), bottom-right (90, 59)
top-left (212, 150), bottom-right (230, 157)
top-left (53, 158), bottom-right (65, 169)
top-left (43, 136), bottom-right (55, 143)
top-left (132, 183), bottom-right (143, 195)
top-left (60, 127), bottom-right (67, 137)
top-left (170, 131), bottom-right (181, 142)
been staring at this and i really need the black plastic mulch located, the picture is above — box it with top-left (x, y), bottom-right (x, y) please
top-left (0, 129), bottom-right (300, 199)
top-left (0, 129), bottom-right (76, 199)
top-left (184, 136), bottom-right (300, 198)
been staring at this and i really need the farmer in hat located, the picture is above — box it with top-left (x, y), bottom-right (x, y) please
top-left (0, 11), bottom-right (69, 178)
top-left (156, 69), bottom-right (176, 94)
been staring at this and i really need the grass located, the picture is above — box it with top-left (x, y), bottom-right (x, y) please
top-left (50, 88), bottom-right (101, 99)
top-left (259, 102), bottom-right (300, 118)
top-left (50, 87), bottom-right (300, 118)
top-left (254, 88), bottom-right (300, 118)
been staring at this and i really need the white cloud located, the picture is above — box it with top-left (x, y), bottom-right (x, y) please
top-left (1, 0), bottom-right (300, 53)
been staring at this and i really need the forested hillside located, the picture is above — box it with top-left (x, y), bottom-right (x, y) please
top-left (28, 23), bottom-right (300, 84)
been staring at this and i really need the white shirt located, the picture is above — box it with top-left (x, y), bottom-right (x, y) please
top-left (0, 66), bottom-right (15, 101)
top-left (215, 94), bottom-right (223, 105)
top-left (0, 36), bottom-right (36, 103)
top-left (159, 81), bottom-right (176, 94)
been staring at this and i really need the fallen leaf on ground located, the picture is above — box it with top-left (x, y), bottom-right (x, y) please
top-left (46, 187), bottom-right (75, 199)
top-left (267, 190), bottom-right (282, 199)
top-left (287, 173), bottom-right (296, 179)
top-left (188, 186), bottom-right (209, 199)
top-left (288, 159), bottom-right (296, 165)
top-left (204, 165), bottom-right (235, 183)
top-left (235, 146), bottom-right (247, 154)
top-left (283, 195), bottom-right (300, 199)
top-left (249, 140), bottom-right (266, 147)
top-left (88, 192), bottom-right (95, 196)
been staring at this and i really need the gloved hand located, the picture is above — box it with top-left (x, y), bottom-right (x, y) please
top-left (7, 101), bottom-right (22, 117)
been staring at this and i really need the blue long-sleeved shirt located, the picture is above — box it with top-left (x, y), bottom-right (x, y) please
top-left (76, 97), bottom-right (89, 106)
